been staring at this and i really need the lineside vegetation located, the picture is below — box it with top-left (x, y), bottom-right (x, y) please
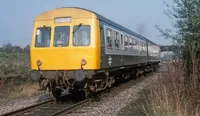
top-left (0, 43), bottom-right (34, 102)
top-left (142, 0), bottom-right (200, 115)
top-left (0, 43), bottom-right (30, 76)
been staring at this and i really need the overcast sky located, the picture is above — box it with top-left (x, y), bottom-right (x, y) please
top-left (0, 0), bottom-right (173, 47)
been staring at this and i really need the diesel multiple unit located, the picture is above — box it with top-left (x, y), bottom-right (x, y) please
top-left (29, 7), bottom-right (160, 101)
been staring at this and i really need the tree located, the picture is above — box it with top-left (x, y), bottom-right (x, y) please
top-left (0, 42), bottom-right (30, 54)
top-left (156, 0), bottom-right (200, 76)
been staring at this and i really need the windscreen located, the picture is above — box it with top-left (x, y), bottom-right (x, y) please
top-left (35, 27), bottom-right (51, 47)
top-left (54, 26), bottom-right (70, 47)
top-left (73, 25), bottom-right (90, 46)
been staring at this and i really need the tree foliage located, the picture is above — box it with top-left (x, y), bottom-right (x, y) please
top-left (157, 0), bottom-right (200, 75)
top-left (0, 43), bottom-right (30, 54)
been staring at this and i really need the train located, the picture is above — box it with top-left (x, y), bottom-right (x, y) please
top-left (29, 7), bottom-right (161, 102)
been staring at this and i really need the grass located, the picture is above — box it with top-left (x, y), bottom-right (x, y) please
top-left (0, 52), bottom-right (30, 76)
top-left (8, 82), bottom-right (39, 98)
top-left (118, 59), bottom-right (200, 116)
top-left (142, 60), bottom-right (200, 116)
top-left (0, 77), bottom-right (39, 103)
top-left (0, 51), bottom-right (39, 103)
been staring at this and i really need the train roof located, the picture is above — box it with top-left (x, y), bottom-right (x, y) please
top-left (42, 7), bottom-right (159, 46)
top-left (57, 7), bottom-right (159, 46)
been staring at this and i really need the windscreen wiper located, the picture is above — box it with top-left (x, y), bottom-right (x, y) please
top-left (73, 23), bottom-right (82, 35)
top-left (43, 25), bottom-right (50, 33)
top-left (43, 25), bottom-right (51, 40)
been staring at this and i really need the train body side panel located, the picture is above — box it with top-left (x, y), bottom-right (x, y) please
top-left (99, 20), bottom-right (148, 69)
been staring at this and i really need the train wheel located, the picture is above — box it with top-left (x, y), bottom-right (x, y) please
top-left (114, 76), bottom-right (122, 85)
top-left (153, 63), bottom-right (158, 72)
top-left (52, 87), bottom-right (62, 103)
top-left (131, 69), bottom-right (137, 80)
top-left (90, 92), bottom-right (100, 102)
top-left (143, 68), bottom-right (147, 76)
top-left (156, 63), bottom-right (159, 71)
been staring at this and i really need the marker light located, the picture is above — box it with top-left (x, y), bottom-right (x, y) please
top-left (81, 59), bottom-right (87, 66)
top-left (36, 60), bottom-right (42, 66)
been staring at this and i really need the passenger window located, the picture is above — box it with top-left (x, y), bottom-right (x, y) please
top-left (73, 25), bottom-right (90, 46)
top-left (54, 26), bottom-right (70, 47)
top-left (106, 28), bottom-right (113, 49)
top-left (35, 27), bottom-right (51, 47)
top-left (142, 42), bottom-right (144, 52)
top-left (148, 44), bottom-right (152, 55)
top-left (115, 32), bottom-right (120, 49)
top-left (138, 41), bottom-right (140, 53)
top-left (136, 40), bottom-right (139, 52)
top-left (129, 36), bottom-right (132, 50)
top-left (124, 35), bottom-right (129, 50)
top-left (132, 38), bottom-right (136, 50)
top-left (143, 42), bottom-right (146, 52)
top-left (139, 41), bottom-right (142, 53)
top-left (153, 46), bottom-right (156, 55)
top-left (141, 42), bottom-right (144, 52)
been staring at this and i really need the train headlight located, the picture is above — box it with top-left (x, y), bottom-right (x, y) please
top-left (36, 60), bottom-right (42, 66)
top-left (81, 59), bottom-right (87, 66)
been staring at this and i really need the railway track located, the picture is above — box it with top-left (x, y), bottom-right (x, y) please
top-left (1, 98), bottom-right (91, 116)
top-left (1, 69), bottom-right (162, 116)
top-left (1, 99), bottom-right (54, 116)
top-left (65, 71), bottom-right (159, 116)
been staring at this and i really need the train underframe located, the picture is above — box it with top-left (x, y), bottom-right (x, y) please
top-left (34, 62), bottom-right (159, 102)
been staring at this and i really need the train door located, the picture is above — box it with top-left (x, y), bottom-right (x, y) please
top-left (100, 23), bottom-right (105, 68)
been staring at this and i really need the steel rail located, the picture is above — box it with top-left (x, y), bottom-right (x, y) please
top-left (51, 99), bottom-right (92, 116)
top-left (1, 99), bottom-right (54, 116)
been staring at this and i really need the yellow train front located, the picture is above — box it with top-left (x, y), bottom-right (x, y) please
top-left (30, 7), bottom-right (161, 101)
top-left (30, 7), bottom-right (105, 101)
